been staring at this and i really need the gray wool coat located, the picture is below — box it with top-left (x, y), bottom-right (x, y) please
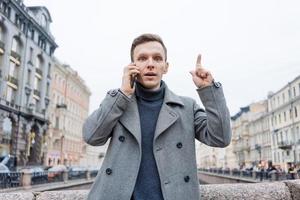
top-left (82, 82), bottom-right (231, 200)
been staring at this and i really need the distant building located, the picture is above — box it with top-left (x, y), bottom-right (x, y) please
top-left (46, 59), bottom-right (102, 168)
top-left (248, 100), bottom-right (271, 168)
top-left (198, 75), bottom-right (300, 170)
top-left (231, 101), bottom-right (269, 169)
top-left (197, 143), bottom-right (226, 169)
top-left (268, 75), bottom-right (300, 170)
top-left (0, 0), bottom-right (57, 167)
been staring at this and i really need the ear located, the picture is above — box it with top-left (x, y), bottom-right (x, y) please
top-left (163, 62), bottom-right (169, 74)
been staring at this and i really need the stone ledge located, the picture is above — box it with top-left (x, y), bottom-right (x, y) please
top-left (0, 180), bottom-right (299, 200)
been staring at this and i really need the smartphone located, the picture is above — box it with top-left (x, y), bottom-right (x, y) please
top-left (130, 74), bottom-right (136, 88)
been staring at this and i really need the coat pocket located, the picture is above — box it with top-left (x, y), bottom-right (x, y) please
top-left (164, 170), bottom-right (199, 200)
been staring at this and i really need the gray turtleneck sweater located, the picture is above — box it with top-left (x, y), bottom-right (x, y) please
top-left (132, 81), bottom-right (165, 200)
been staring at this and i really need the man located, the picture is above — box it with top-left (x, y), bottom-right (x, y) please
top-left (83, 33), bottom-right (231, 200)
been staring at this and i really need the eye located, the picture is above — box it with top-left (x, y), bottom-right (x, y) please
top-left (154, 56), bottom-right (163, 61)
top-left (138, 56), bottom-right (147, 61)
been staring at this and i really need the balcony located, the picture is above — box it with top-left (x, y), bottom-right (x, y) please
top-left (10, 50), bottom-right (21, 62)
top-left (7, 75), bottom-right (18, 86)
top-left (0, 40), bottom-right (4, 53)
top-left (36, 68), bottom-right (43, 76)
top-left (33, 89), bottom-right (40, 97)
top-left (277, 141), bottom-right (293, 150)
top-left (255, 144), bottom-right (261, 151)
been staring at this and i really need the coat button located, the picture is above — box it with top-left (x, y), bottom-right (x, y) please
top-left (213, 80), bottom-right (222, 88)
top-left (156, 147), bottom-right (162, 151)
top-left (176, 142), bottom-right (183, 149)
top-left (119, 136), bottom-right (125, 142)
top-left (107, 89), bottom-right (118, 97)
top-left (184, 176), bottom-right (190, 183)
top-left (106, 168), bottom-right (112, 175)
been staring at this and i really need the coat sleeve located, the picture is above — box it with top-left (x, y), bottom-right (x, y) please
top-left (193, 84), bottom-right (232, 147)
top-left (82, 89), bottom-right (132, 146)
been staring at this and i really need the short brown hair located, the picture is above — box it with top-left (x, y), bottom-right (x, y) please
top-left (130, 33), bottom-right (167, 62)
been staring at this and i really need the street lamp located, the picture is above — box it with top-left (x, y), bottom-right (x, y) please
top-left (56, 103), bottom-right (67, 165)
top-left (255, 144), bottom-right (262, 164)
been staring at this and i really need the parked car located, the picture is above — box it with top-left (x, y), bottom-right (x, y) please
top-left (68, 166), bottom-right (87, 180)
top-left (48, 165), bottom-right (66, 181)
top-left (0, 154), bottom-right (17, 171)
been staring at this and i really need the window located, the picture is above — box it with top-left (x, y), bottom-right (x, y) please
top-left (47, 63), bottom-right (51, 77)
top-left (31, 29), bottom-right (35, 40)
top-left (288, 89), bottom-right (291, 99)
top-left (6, 86), bottom-right (16, 102)
top-left (9, 61), bottom-right (18, 77)
top-left (295, 107), bottom-right (298, 118)
top-left (0, 25), bottom-right (3, 41)
top-left (26, 69), bottom-right (31, 85)
top-left (3, 117), bottom-right (12, 140)
top-left (293, 87), bottom-right (296, 97)
top-left (34, 76), bottom-right (41, 91)
top-left (27, 48), bottom-right (33, 64)
top-left (279, 114), bottom-right (281, 124)
top-left (11, 37), bottom-right (19, 52)
top-left (35, 56), bottom-right (42, 69)
top-left (32, 97), bottom-right (39, 112)
top-left (282, 93), bottom-right (285, 103)
top-left (40, 14), bottom-right (47, 28)
top-left (284, 111), bottom-right (286, 122)
top-left (55, 116), bottom-right (59, 129)
top-left (46, 83), bottom-right (49, 96)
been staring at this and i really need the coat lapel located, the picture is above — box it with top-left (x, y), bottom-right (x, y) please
top-left (154, 86), bottom-right (184, 141)
top-left (119, 96), bottom-right (141, 146)
top-left (154, 103), bottom-right (178, 140)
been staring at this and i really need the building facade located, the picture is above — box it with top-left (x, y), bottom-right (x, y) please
top-left (46, 60), bottom-right (101, 167)
top-left (197, 143), bottom-right (226, 169)
top-left (231, 101), bottom-right (269, 169)
top-left (268, 75), bottom-right (300, 170)
top-left (0, 0), bottom-right (57, 167)
top-left (248, 101), bottom-right (271, 168)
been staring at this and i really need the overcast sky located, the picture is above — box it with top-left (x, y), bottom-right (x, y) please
top-left (25, 0), bottom-right (300, 115)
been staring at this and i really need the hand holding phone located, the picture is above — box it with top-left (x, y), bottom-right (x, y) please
top-left (130, 74), bottom-right (137, 88)
top-left (120, 63), bottom-right (140, 97)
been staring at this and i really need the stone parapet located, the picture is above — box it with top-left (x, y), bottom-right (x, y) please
top-left (0, 180), bottom-right (299, 200)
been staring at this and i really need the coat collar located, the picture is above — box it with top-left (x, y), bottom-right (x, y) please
top-left (119, 83), bottom-right (184, 146)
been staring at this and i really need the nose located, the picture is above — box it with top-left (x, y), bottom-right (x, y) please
top-left (146, 58), bottom-right (155, 70)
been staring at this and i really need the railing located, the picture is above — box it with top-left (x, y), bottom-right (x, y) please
top-left (33, 89), bottom-right (40, 97)
top-left (35, 68), bottom-right (43, 76)
top-left (0, 172), bottom-right (22, 189)
top-left (7, 75), bottom-right (18, 86)
top-left (0, 170), bottom-right (98, 190)
top-left (198, 168), bottom-right (298, 182)
top-left (277, 141), bottom-right (293, 150)
top-left (10, 50), bottom-right (21, 62)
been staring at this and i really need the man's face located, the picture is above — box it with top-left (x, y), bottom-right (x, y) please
top-left (133, 41), bottom-right (168, 90)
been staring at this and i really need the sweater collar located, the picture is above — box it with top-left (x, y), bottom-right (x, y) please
top-left (135, 81), bottom-right (166, 101)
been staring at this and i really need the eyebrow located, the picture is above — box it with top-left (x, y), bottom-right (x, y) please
top-left (137, 52), bottom-right (164, 57)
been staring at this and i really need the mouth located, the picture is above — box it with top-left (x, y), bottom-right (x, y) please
top-left (144, 72), bottom-right (157, 77)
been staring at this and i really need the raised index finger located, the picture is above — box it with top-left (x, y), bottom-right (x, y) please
top-left (196, 54), bottom-right (202, 67)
